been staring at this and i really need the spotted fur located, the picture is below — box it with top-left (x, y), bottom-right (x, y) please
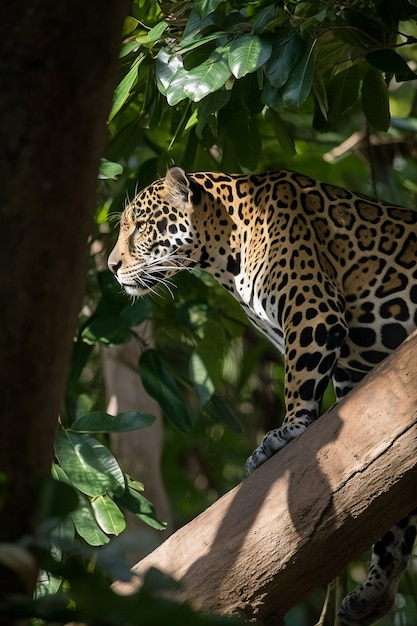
top-left (109, 166), bottom-right (417, 625)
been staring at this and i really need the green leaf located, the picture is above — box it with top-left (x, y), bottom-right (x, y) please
top-left (265, 32), bottom-right (304, 89)
top-left (180, 32), bottom-right (227, 54)
top-left (282, 40), bottom-right (316, 108)
top-left (91, 495), bottom-right (126, 535)
top-left (252, 4), bottom-right (278, 35)
top-left (54, 430), bottom-right (125, 497)
top-left (326, 65), bottom-right (361, 125)
top-left (366, 49), bottom-right (417, 82)
top-left (70, 411), bottom-right (155, 434)
top-left (70, 492), bottom-right (109, 545)
top-left (66, 337), bottom-right (94, 391)
top-left (37, 475), bottom-right (79, 519)
top-left (204, 393), bottom-right (243, 433)
top-left (139, 349), bottom-right (191, 432)
top-left (222, 111), bottom-right (261, 169)
top-left (194, 0), bottom-right (223, 18)
top-left (120, 295), bottom-right (151, 326)
top-left (156, 47), bottom-right (183, 97)
top-left (265, 109), bottom-right (296, 156)
top-left (190, 351), bottom-right (215, 405)
top-left (115, 487), bottom-right (166, 531)
top-left (81, 314), bottom-right (133, 346)
top-left (362, 67), bottom-right (390, 131)
top-left (228, 34), bottom-right (272, 79)
top-left (183, 42), bottom-right (216, 71)
top-left (137, 20), bottom-right (168, 44)
top-left (109, 54), bottom-right (143, 121)
top-left (168, 48), bottom-right (232, 104)
top-left (98, 159), bottom-right (123, 180)
top-left (123, 16), bottom-right (139, 36)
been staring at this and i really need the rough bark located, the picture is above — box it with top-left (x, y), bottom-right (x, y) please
top-left (0, 0), bottom-right (129, 603)
top-left (113, 330), bottom-right (417, 625)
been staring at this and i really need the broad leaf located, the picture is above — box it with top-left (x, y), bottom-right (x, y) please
top-left (70, 492), bottom-right (109, 546)
top-left (120, 295), bottom-right (151, 326)
top-left (98, 159), bottom-right (123, 180)
top-left (265, 32), bottom-right (304, 89)
top-left (91, 495), bottom-right (126, 535)
top-left (282, 40), bottom-right (316, 107)
top-left (156, 47), bottom-right (183, 96)
top-left (265, 109), bottom-right (296, 156)
top-left (204, 393), bottom-right (243, 433)
top-left (136, 21), bottom-right (168, 45)
top-left (362, 67), bottom-right (390, 131)
top-left (190, 351), bottom-right (215, 405)
top-left (228, 34), bottom-right (272, 79)
top-left (115, 487), bottom-right (166, 531)
top-left (81, 314), bottom-right (133, 346)
top-left (37, 475), bottom-right (79, 519)
top-left (168, 48), bottom-right (232, 104)
top-left (139, 349), bottom-right (191, 432)
top-left (194, 0), bottom-right (223, 18)
top-left (54, 430), bottom-right (125, 497)
top-left (109, 54), bottom-right (143, 121)
top-left (326, 65), bottom-right (361, 125)
top-left (366, 49), bottom-right (417, 82)
top-left (70, 411), bottom-right (155, 434)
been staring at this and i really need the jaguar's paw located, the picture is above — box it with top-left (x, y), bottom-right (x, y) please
top-left (338, 583), bottom-right (395, 626)
top-left (246, 421), bottom-right (308, 474)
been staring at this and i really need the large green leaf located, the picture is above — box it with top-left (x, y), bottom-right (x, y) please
top-left (115, 487), bottom-right (166, 531)
top-left (194, 0), bottom-right (223, 18)
top-left (70, 492), bottom-right (110, 546)
top-left (366, 49), bottom-right (417, 82)
top-left (265, 109), bottom-right (296, 156)
top-left (120, 295), bottom-right (151, 326)
top-left (91, 495), bottom-right (126, 536)
top-left (326, 65), bottom-right (361, 125)
top-left (81, 313), bottom-right (133, 346)
top-left (37, 474), bottom-right (79, 519)
top-left (70, 411), bottom-right (155, 434)
top-left (54, 430), bottom-right (125, 498)
top-left (109, 54), bottom-right (144, 121)
top-left (98, 159), bottom-right (123, 180)
top-left (228, 34), bottom-right (272, 79)
top-left (167, 48), bottom-right (232, 104)
top-left (190, 351), bottom-right (215, 405)
top-left (282, 40), bottom-right (316, 107)
top-left (264, 32), bottom-right (304, 89)
top-left (362, 67), bottom-right (390, 131)
top-left (222, 111), bottom-right (262, 169)
top-left (203, 393), bottom-right (243, 433)
top-left (139, 349), bottom-right (191, 432)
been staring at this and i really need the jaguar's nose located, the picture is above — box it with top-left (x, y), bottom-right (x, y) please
top-left (108, 259), bottom-right (122, 276)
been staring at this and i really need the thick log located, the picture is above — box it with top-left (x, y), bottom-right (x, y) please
top-left (113, 331), bottom-right (417, 624)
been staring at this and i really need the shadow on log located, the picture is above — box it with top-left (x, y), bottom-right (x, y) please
top-left (113, 330), bottom-right (417, 624)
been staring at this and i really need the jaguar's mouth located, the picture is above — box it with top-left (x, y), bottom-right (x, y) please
top-left (121, 270), bottom-right (168, 295)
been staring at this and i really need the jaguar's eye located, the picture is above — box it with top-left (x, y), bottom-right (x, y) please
top-left (135, 221), bottom-right (146, 233)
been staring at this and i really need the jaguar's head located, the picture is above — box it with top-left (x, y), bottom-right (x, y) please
top-left (108, 166), bottom-right (200, 297)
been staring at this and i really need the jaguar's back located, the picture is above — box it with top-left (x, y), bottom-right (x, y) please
top-left (108, 166), bottom-right (417, 626)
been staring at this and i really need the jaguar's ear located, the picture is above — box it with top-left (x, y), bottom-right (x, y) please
top-left (165, 165), bottom-right (200, 212)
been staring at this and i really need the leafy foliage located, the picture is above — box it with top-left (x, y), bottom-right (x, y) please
top-left (5, 1), bottom-right (417, 625)
top-left (110, 0), bottom-right (417, 171)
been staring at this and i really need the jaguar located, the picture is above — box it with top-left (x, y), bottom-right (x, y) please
top-left (108, 166), bottom-right (417, 625)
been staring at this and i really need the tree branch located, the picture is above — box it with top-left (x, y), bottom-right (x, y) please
top-left (113, 331), bottom-right (417, 624)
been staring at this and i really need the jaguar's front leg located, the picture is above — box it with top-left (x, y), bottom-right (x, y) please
top-left (246, 314), bottom-right (348, 474)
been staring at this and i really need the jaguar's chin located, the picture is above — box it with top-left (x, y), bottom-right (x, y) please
top-left (121, 270), bottom-right (168, 296)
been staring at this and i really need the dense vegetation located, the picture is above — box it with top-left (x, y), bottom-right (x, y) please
top-left (2, 1), bottom-right (417, 624)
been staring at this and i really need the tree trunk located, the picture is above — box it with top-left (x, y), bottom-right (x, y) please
top-left (0, 0), bottom-right (129, 604)
top-left (113, 331), bottom-right (417, 624)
